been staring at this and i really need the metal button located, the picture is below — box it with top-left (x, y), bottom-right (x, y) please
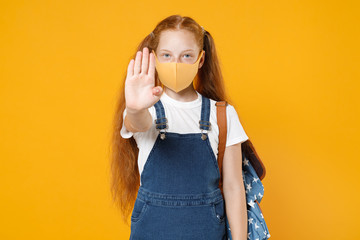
top-left (201, 133), bottom-right (207, 140)
top-left (160, 133), bottom-right (166, 140)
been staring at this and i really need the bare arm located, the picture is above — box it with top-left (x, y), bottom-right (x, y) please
top-left (124, 108), bottom-right (152, 133)
top-left (222, 142), bottom-right (248, 240)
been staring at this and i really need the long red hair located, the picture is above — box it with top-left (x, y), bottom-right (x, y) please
top-left (109, 14), bottom-right (236, 226)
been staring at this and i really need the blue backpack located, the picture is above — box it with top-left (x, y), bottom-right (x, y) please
top-left (215, 101), bottom-right (271, 240)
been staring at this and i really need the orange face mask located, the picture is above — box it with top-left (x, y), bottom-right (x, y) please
top-left (152, 50), bottom-right (204, 93)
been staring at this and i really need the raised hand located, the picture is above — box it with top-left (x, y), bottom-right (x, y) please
top-left (125, 47), bottom-right (162, 113)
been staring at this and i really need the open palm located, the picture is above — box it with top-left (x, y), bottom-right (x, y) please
top-left (125, 47), bottom-right (162, 112)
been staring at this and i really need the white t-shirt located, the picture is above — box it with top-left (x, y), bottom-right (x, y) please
top-left (120, 90), bottom-right (249, 183)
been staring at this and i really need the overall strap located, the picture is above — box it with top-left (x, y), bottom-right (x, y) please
top-left (154, 100), bottom-right (168, 139)
top-left (215, 101), bottom-right (228, 196)
top-left (199, 95), bottom-right (211, 140)
top-left (154, 95), bottom-right (212, 140)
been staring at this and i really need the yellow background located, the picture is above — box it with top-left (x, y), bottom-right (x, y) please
top-left (1, 0), bottom-right (359, 239)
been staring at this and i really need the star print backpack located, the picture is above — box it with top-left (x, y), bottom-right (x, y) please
top-left (215, 101), bottom-right (271, 240)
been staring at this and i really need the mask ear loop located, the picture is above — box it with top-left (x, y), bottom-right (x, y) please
top-left (197, 50), bottom-right (204, 62)
top-left (152, 49), bottom-right (165, 92)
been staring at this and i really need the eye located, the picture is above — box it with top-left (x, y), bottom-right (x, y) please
top-left (162, 53), bottom-right (170, 58)
top-left (183, 54), bottom-right (192, 58)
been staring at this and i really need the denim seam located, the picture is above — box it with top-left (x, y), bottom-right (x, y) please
top-left (140, 135), bottom-right (162, 183)
top-left (131, 201), bottom-right (148, 223)
top-left (211, 202), bottom-right (226, 224)
top-left (204, 136), bottom-right (221, 181)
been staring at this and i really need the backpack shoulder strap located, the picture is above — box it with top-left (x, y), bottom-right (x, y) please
top-left (215, 101), bottom-right (228, 195)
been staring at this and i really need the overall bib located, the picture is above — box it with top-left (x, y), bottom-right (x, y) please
top-left (130, 95), bottom-right (226, 240)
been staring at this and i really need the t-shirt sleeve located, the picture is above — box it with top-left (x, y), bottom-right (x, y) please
top-left (120, 108), bottom-right (134, 139)
top-left (226, 104), bottom-right (249, 147)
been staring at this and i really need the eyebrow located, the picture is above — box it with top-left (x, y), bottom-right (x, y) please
top-left (159, 49), bottom-right (195, 53)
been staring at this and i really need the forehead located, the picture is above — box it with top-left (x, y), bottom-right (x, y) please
top-left (157, 29), bottom-right (199, 52)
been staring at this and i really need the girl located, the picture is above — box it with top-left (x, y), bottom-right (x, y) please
top-left (111, 15), bottom-right (249, 240)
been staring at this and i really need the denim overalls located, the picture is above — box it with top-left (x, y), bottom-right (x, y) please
top-left (129, 95), bottom-right (226, 240)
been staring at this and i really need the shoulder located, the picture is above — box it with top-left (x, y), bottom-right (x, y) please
top-left (209, 99), bottom-right (238, 119)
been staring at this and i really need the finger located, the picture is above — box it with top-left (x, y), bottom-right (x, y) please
top-left (126, 59), bottom-right (134, 79)
top-left (134, 51), bottom-right (142, 75)
top-left (141, 47), bottom-right (149, 74)
top-left (152, 86), bottom-right (162, 96)
top-left (148, 51), bottom-right (155, 78)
